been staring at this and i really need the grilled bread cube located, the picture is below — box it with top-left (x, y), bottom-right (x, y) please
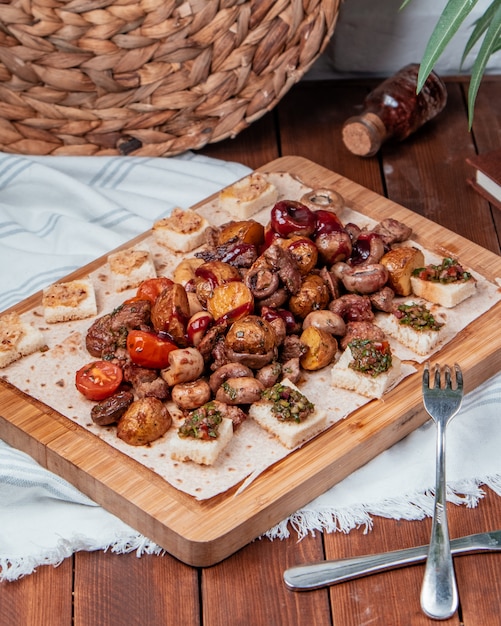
top-left (152, 208), bottom-right (209, 253)
top-left (219, 172), bottom-right (278, 219)
top-left (42, 277), bottom-right (97, 323)
top-left (331, 343), bottom-right (402, 399)
top-left (376, 301), bottom-right (446, 355)
top-left (108, 246), bottom-right (156, 292)
top-left (170, 417), bottom-right (233, 466)
top-left (248, 379), bottom-right (326, 449)
top-left (0, 312), bottom-right (46, 368)
top-left (410, 274), bottom-right (476, 308)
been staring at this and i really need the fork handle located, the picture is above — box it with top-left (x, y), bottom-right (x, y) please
top-left (420, 420), bottom-right (458, 620)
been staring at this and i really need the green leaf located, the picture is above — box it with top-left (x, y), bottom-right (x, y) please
top-left (467, 3), bottom-right (501, 127)
top-left (416, 0), bottom-right (479, 92)
top-left (401, 0), bottom-right (501, 125)
top-left (461, 0), bottom-right (500, 65)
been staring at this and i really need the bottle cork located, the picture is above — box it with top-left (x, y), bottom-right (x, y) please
top-left (342, 113), bottom-right (387, 157)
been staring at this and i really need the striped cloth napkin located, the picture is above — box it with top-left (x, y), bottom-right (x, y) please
top-left (1, 151), bottom-right (501, 581)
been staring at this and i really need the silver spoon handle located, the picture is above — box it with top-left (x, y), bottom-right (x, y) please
top-left (284, 544), bottom-right (432, 590)
top-left (283, 533), bottom-right (495, 591)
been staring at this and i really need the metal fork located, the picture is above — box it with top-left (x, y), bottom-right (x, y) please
top-left (420, 362), bottom-right (464, 620)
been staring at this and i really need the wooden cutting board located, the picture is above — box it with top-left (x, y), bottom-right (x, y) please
top-left (1, 156), bottom-right (501, 567)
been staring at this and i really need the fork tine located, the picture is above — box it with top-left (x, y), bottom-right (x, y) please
top-left (423, 363), bottom-right (464, 391)
top-left (433, 363), bottom-right (441, 389)
top-left (423, 362), bottom-right (430, 388)
top-left (443, 364), bottom-right (452, 388)
top-left (454, 363), bottom-right (463, 390)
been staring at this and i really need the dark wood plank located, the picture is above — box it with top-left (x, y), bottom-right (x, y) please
top-left (450, 487), bottom-right (501, 625)
top-left (0, 558), bottom-right (73, 625)
top-left (201, 532), bottom-right (331, 626)
top-left (199, 113), bottom-right (279, 171)
top-left (382, 81), bottom-right (500, 254)
top-left (323, 485), bottom-right (501, 625)
top-left (276, 81), bottom-right (386, 195)
top-left (324, 517), bottom-right (461, 626)
top-left (73, 551), bottom-right (200, 626)
top-left (469, 78), bottom-right (501, 153)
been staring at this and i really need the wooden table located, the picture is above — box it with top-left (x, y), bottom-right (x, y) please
top-left (2, 75), bottom-right (501, 626)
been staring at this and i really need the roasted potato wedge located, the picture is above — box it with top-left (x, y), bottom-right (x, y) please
top-left (172, 258), bottom-right (204, 287)
top-left (151, 282), bottom-right (190, 344)
top-left (206, 281), bottom-right (254, 322)
top-left (117, 397), bottom-right (172, 446)
top-left (288, 274), bottom-right (330, 319)
top-left (194, 260), bottom-right (241, 305)
top-left (278, 236), bottom-right (318, 275)
top-left (217, 220), bottom-right (265, 246)
top-left (299, 326), bottom-right (338, 371)
top-left (225, 315), bottom-right (277, 355)
top-left (380, 246), bottom-right (425, 296)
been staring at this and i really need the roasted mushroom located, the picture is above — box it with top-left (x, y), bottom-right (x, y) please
top-left (161, 347), bottom-right (205, 386)
top-left (224, 315), bottom-right (277, 368)
top-left (215, 377), bottom-right (265, 405)
top-left (171, 379), bottom-right (212, 410)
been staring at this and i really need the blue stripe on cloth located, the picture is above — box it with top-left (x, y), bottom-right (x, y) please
top-left (89, 156), bottom-right (154, 189)
top-left (88, 207), bottom-right (140, 230)
top-left (0, 155), bottom-right (33, 188)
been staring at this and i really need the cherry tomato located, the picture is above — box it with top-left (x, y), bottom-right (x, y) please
top-left (136, 277), bottom-right (173, 304)
top-left (75, 361), bottom-right (123, 401)
top-left (126, 330), bottom-right (177, 369)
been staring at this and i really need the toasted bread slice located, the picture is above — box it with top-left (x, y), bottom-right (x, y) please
top-left (152, 207), bottom-right (209, 253)
top-left (108, 246), bottom-right (156, 292)
top-left (376, 302), bottom-right (446, 355)
top-left (331, 345), bottom-right (402, 399)
top-left (170, 417), bottom-right (233, 466)
top-left (410, 275), bottom-right (476, 308)
top-left (0, 312), bottom-right (46, 368)
top-left (42, 277), bottom-right (97, 323)
top-left (248, 379), bottom-right (326, 449)
top-left (219, 172), bottom-right (278, 219)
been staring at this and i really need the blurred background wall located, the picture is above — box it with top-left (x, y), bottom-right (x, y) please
top-left (307, 0), bottom-right (501, 79)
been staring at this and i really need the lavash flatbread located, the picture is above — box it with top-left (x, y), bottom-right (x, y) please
top-left (2, 172), bottom-right (501, 500)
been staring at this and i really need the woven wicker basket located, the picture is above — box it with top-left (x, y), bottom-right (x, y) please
top-left (0, 0), bottom-right (341, 157)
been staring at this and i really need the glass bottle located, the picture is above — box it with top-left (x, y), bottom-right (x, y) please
top-left (342, 63), bottom-right (448, 157)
